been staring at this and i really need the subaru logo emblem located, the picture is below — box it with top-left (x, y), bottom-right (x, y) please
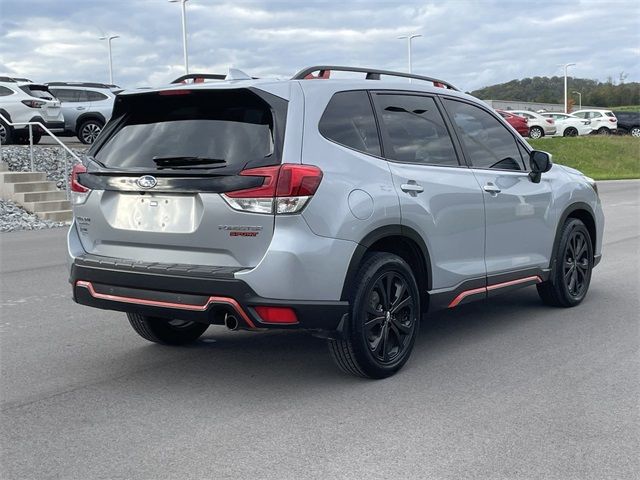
top-left (136, 175), bottom-right (157, 189)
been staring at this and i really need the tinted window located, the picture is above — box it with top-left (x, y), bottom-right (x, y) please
top-left (19, 86), bottom-right (54, 100)
top-left (87, 91), bottom-right (109, 101)
top-left (373, 94), bottom-right (458, 166)
top-left (0, 86), bottom-right (13, 96)
top-left (319, 91), bottom-right (380, 156)
top-left (605, 112), bottom-right (616, 118)
top-left (443, 99), bottom-right (525, 171)
top-left (95, 89), bottom-right (281, 171)
top-left (50, 88), bottom-right (88, 102)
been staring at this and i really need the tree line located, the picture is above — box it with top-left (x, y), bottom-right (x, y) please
top-left (470, 76), bottom-right (640, 107)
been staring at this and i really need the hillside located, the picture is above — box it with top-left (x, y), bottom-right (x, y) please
top-left (470, 76), bottom-right (640, 108)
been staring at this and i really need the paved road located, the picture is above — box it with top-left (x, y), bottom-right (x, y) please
top-left (1, 181), bottom-right (638, 480)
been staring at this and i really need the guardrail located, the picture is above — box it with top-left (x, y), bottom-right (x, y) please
top-left (0, 113), bottom-right (82, 199)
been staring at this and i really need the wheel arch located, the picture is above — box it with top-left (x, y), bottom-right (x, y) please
top-left (551, 202), bottom-right (597, 270)
top-left (340, 225), bottom-right (432, 305)
top-left (0, 109), bottom-right (12, 123)
top-left (75, 113), bottom-right (106, 132)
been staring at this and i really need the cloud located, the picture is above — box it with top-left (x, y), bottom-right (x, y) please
top-left (0, 0), bottom-right (638, 90)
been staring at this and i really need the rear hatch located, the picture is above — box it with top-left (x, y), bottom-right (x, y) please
top-left (72, 87), bottom-right (288, 268)
top-left (19, 84), bottom-right (61, 120)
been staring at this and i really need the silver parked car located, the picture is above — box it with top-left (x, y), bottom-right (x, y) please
top-left (509, 109), bottom-right (557, 139)
top-left (46, 82), bottom-right (120, 144)
top-left (67, 66), bottom-right (604, 378)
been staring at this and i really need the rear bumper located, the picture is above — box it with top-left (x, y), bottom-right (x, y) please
top-left (70, 255), bottom-right (348, 331)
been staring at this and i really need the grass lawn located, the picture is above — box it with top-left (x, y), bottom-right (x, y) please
top-left (528, 136), bottom-right (640, 180)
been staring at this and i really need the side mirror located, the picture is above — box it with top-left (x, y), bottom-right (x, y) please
top-left (529, 150), bottom-right (552, 183)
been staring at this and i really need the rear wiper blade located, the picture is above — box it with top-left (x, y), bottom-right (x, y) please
top-left (152, 156), bottom-right (227, 168)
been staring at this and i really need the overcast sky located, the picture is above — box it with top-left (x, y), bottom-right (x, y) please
top-left (1, 0), bottom-right (638, 91)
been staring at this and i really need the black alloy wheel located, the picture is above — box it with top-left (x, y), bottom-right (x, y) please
top-left (537, 218), bottom-right (593, 307)
top-left (364, 271), bottom-right (416, 364)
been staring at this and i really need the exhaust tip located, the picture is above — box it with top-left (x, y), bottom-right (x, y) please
top-left (224, 313), bottom-right (239, 331)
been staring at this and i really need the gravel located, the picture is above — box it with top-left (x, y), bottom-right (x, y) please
top-left (0, 144), bottom-right (87, 189)
top-left (0, 199), bottom-right (66, 232)
top-left (1, 145), bottom-right (85, 232)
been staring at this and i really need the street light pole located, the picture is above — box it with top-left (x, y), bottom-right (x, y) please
top-left (169, 0), bottom-right (190, 74)
top-left (572, 91), bottom-right (582, 111)
top-left (559, 63), bottom-right (576, 113)
top-left (397, 34), bottom-right (422, 80)
top-left (99, 35), bottom-right (120, 84)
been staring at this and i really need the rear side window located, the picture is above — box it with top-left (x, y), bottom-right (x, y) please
top-left (443, 99), bottom-right (525, 171)
top-left (373, 93), bottom-right (459, 166)
top-left (319, 91), bottom-right (381, 156)
top-left (0, 86), bottom-right (13, 96)
top-left (87, 91), bottom-right (109, 101)
top-left (50, 89), bottom-right (89, 103)
top-left (95, 89), bottom-right (285, 171)
top-left (605, 112), bottom-right (616, 118)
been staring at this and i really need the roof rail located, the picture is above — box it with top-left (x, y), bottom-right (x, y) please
top-left (45, 81), bottom-right (120, 89)
top-left (292, 66), bottom-right (459, 91)
top-left (0, 76), bottom-right (17, 83)
top-left (171, 73), bottom-right (227, 84)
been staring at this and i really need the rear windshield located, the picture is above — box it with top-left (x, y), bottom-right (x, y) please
top-left (94, 89), bottom-right (286, 171)
top-left (19, 85), bottom-right (55, 100)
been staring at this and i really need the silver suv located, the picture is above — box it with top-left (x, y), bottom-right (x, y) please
top-left (67, 66), bottom-right (604, 378)
top-left (46, 82), bottom-right (120, 144)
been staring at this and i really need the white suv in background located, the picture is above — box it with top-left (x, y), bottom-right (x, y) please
top-left (572, 109), bottom-right (618, 135)
top-left (509, 110), bottom-right (557, 139)
top-left (541, 112), bottom-right (592, 137)
top-left (0, 77), bottom-right (64, 144)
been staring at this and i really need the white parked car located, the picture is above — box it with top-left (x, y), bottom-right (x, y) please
top-left (540, 112), bottom-right (592, 137)
top-left (572, 109), bottom-right (618, 135)
top-left (509, 110), bottom-right (557, 139)
top-left (0, 77), bottom-right (64, 145)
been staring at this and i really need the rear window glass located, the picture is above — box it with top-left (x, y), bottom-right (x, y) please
top-left (19, 85), bottom-right (55, 100)
top-left (605, 112), bottom-right (616, 118)
top-left (95, 89), bottom-right (283, 171)
top-left (87, 91), bottom-right (109, 101)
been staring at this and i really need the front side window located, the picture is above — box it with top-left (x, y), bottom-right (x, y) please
top-left (443, 99), bottom-right (525, 171)
top-left (319, 90), bottom-right (380, 156)
top-left (373, 93), bottom-right (459, 166)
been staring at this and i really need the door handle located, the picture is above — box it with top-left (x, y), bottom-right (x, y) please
top-left (483, 183), bottom-right (501, 194)
top-left (401, 183), bottom-right (424, 193)
top-left (76, 107), bottom-right (85, 111)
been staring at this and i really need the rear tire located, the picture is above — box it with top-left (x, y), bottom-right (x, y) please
top-left (127, 313), bottom-right (209, 345)
top-left (0, 119), bottom-right (12, 145)
top-left (77, 119), bottom-right (104, 144)
top-left (597, 127), bottom-right (611, 136)
top-left (563, 127), bottom-right (578, 137)
top-left (328, 253), bottom-right (420, 379)
top-left (529, 126), bottom-right (544, 139)
top-left (537, 218), bottom-right (593, 308)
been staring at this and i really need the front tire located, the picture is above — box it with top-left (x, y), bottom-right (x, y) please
top-left (630, 126), bottom-right (640, 137)
top-left (537, 218), bottom-right (593, 308)
top-left (127, 313), bottom-right (209, 345)
top-left (529, 126), bottom-right (544, 139)
top-left (328, 253), bottom-right (420, 379)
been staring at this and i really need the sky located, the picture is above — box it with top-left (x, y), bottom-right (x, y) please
top-left (1, 0), bottom-right (639, 91)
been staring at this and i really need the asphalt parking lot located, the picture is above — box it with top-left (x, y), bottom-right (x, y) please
top-left (1, 180), bottom-right (638, 480)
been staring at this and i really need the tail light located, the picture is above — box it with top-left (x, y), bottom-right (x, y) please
top-left (21, 99), bottom-right (46, 108)
top-left (609, 118), bottom-right (616, 122)
top-left (222, 164), bottom-right (323, 214)
top-left (70, 164), bottom-right (91, 205)
top-left (545, 119), bottom-right (554, 124)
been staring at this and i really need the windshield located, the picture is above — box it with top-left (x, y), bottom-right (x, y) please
top-left (95, 89), bottom-right (282, 171)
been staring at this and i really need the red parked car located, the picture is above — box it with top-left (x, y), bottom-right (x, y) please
top-left (496, 109), bottom-right (529, 136)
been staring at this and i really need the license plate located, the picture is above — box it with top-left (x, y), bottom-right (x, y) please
top-left (108, 193), bottom-right (198, 233)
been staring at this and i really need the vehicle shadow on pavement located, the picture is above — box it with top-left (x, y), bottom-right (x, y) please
top-left (123, 286), bottom-right (578, 387)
